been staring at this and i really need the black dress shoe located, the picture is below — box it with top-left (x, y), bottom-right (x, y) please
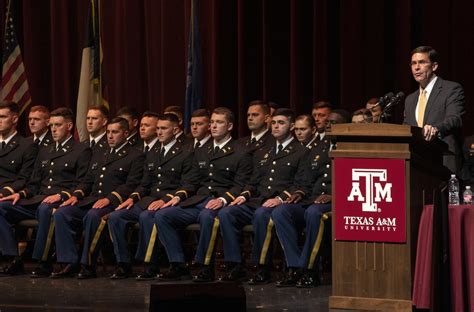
top-left (220, 263), bottom-right (246, 282)
top-left (276, 268), bottom-right (302, 287)
top-left (296, 271), bottom-right (320, 288)
top-left (158, 264), bottom-right (191, 281)
top-left (110, 263), bottom-right (132, 280)
top-left (248, 268), bottom-right (272, 285)
top-left (76, 265), bottom-right (97, 279)
top-left (0, 259), bottom-right (24, 276)
top-left (136, 264), bottom-right (159, 281)
top-left (30, 263), bottom-right (53, 278)
top-left (50, 264), bottom-right (79, 279)
top-left (192, 266), bottom-right (214, 283)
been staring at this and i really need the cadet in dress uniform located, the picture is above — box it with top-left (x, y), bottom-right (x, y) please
top-left (117, 106), bottom-right (143, 148)
top-left (50, 117), bottom-right (144, 278)
top-left (0, 108), bottom-right (91, 277)
top-left (27, 105), bottom-right (53, 149)
top-left (294, 114), bottom-right (318, 148)
top-left (164, 105), bottom-right (194, 148)
top-left (84, 105), bottom-right (109, 161)
top-left (218, 108), bottom-right (308, 283)
top-left (156, 107), bottom-right (252, 282)
top-left (238, 101), bottom-right (274, 153)
top-left (272, 110), bottom-right (350, 288)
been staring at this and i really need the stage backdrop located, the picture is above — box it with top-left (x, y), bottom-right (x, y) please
top-left (0, 0), bottom-right (472, 138)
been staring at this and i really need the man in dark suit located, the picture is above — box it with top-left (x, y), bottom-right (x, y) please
top-left (403, 46), bottom-right (465, 174)
top-left (117, 106), bottom-right (143, 148)
top-left (0, 108), bottom-right (91, 277)
top-left (238, 101), bottom-right (274, 153)
top-left (50, 117), bottom-right (144, 278)
top-left (218, 108), bottom-right (308, 284)
top-left (156, 107), bottom-right (253, 282)
top-left (28, 105), bottom-right (53, 149)
top-left (107, 113), bottom-right (193, 279)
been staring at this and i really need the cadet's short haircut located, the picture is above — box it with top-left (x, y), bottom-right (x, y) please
top-left (88, 105), bottom-right (109, 119)
top-left (164, 105), bottom-right (183, 121)
top-left (142, 111), bottom-right (160, 119)
top-left (272, 108), bottom-right (295, 123)
top-left (312, 100), bottom-right (332, 110)
top-left (0, 101), bottom-right (19, 115)
top-left (191, 108), bottom-right (210, 119)
top-left (248, 100), bottom-right (271, 115)
top-left (50, 107), bottom-right (74, 122)
top-left (212, 107), bottom-right (234, 124)
top-left (295, 114), bottom-right (316, 128)
top-left (29, 105), bottom-right (50, 116)
top-left (117, 106), bottom-right (139, 120)
top-left (411, 46), bottom-right (439, 63)
top-left (108, 117), bottom-right (130, 131)
top-left (332, 109), bottom-right (352, 124)
top-left (158, 113), bottom-right (180, 126)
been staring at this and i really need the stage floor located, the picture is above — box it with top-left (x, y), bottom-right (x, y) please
top-left (0, 268), bottom-right (332, 311)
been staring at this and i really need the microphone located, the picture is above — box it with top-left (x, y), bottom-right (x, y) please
top-left (383, 92), bottom-right (405, 111)
top-left (373, 92), bottom-right (394, 109)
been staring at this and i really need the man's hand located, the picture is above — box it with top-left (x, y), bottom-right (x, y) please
top-left (60, 196), bottom-right (79, 207)
top-left (205, 198), bottom-right (224, 210)
top-left (147, 200), bottom-right (165, 211)
top-left (285, 193), bottom-right (303, 204)
top-left (162, 196), bottom-right (180, 208)
top-left (262, 197), bottom-right (282, 208)
top-left (314, 194), bottom-right (332, 204)
top-left (0, 193), bottom-right (20, 204)
top-left (42, 194), bottom-right (61, 204)
top-left (230, 196), bottom-right (246, 206)
top-left (92, 198), bottom-right (111, 209)
top-left (116, 198), bottom-right (134, 210)
top-left (423, 125), bottom-right (439, 142)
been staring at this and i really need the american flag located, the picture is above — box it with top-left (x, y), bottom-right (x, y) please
top-left (0, 4), bottom-right (32, 115)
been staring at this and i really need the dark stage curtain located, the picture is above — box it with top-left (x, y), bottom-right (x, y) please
top-left (0, 0), bottom-right (473, 137)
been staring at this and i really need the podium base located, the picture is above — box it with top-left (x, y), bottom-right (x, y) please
top-left (329, 296), bottom-right (412, 311)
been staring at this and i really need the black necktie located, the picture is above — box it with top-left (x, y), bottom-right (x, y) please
top-left (34, 138), bottom-right (40, 145)
top-left (250, 137), bottom-right (257, 145)
top-left (314, 134), bottom-right (321, 143)
top-left (0, 141), bottom-right (5, 150)
top-left (56, 144), bottom-right (61, 152)
top-left (277, 144), bottom-right (283, 154)
top-left (160, 147), bottom-right (165, 159)
top-left (90, 140), bottom-right (96, 148)
top-left (194, 141), bottom-right (201, 149)
top-left (144, 145), bottom-right (149, 154)
top-left (110, 148), bottom-right (116, 155)
top-left (214, 146), bottom-right (220, 155)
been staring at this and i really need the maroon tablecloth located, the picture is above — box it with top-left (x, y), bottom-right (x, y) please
top-left (413, 204), bottom-right (474, 311)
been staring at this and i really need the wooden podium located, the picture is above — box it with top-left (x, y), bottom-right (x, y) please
top-left (327, 123), bottom-right (450, 311)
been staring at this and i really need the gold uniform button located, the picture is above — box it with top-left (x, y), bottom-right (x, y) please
top-left (208, 186), bottom-right (212, 190)
top-left (269, 178), bottom-right (273, 181)
top-left (272, 161), bottom-right (276, 165)
top-left (47, 186), bottom-right (51, 189)
top-left (156, 188), bottom-right (160, 192)
top-left (157, 174), bottom-right (161, 177)
top-left (102, 167), bottom-right (106, 171)
top-left (99, 182), bottom-right (102, 186)
top-left (271, 169), bottom-right (275, 173)
top-left (268, 186), bottom-right (272, 189)
top-left (98, 190), bottom-right (102, 194)
top-left (324, 173), bottom-right (328, 177)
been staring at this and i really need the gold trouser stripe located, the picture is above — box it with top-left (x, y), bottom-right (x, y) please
top-left (144, 224), bottom-right (158, 263)
top-left (259, 218), bottom-right (274, 265)
top-left (108, 224), bottom-right (114, 243)
top-left (308, 213), bottom-right (330, 269)
top-left (41, 215), bottom-right (55, 262)
top-left (204, 218), bottom-right (220, 265)
top-left (88, 219), bottom-right (107, 265)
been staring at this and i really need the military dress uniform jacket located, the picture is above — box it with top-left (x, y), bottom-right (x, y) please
top-left (299, 138), bottom-right (332, 206)
top-left (0, 133), bottom-right (38, 197)
top-left (30, 130), bottom-right (54, 149)
top-left (129, 141), bottom-right (193, 209)
top-left (85, 134), bottom-right (109, 165)
top-left (127, 132), bottom-right (143, 149)
top-left (239, 138), bottom-right (308, 209)
top-left (174, 139), bottom-right (253, 207)
top-left (16, 140), bottom-right (91, 206)
top-left (238, 130), bottom-right (274, 154)
top-left (72, 145), bottom-right (144, 208)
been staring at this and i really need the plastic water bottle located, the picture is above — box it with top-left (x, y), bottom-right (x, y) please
top-left (463, 186), bottom-right (473, 205)
top-left (448, 174), bottom-right (460, 205)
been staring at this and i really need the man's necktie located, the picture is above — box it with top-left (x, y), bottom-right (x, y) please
top-left (194, 141), bottom-right (201, 149)
top-left (0, 141), bottom-right (5, 150)
top-left (277, 144), bottom-right (283, 154)
top-left (314, 134), bottom-right (321, 143)
top-left (160, 147), bottom-right (165, 159)
top-left (90, 140), bottom-right (95, 148)
top-left (144, 145), bottom-right (149, 154)
top-left (110, 148), bottom-right (116, 155)
top-left (214, 146), bottom-right (220, 155)
top-left (34, 138), bottom-right (40, 145)
top-left (250, 137), bottom-right (257, 145)
top-left (417, 89), bottom-right (427, 127)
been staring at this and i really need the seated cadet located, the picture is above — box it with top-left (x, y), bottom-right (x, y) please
top-left (0, 108), bottom-right (91, 277)
top-left (294, 114), bottom-right (318, 147)
top-left (188, 108), bottom-right (212, 150)
top-left (138, 111), bottom-right (159, 155)
top-left (219, 108), bottom-right (308, 283)
top-left (50, 117), bottom-right (144, 279)
top-left (84, 105), bottom-right (109, 155)
top-left (164, 105), bottom-right (193, 146)
top-left (108, 113), bottom-right (192, 280)
top-left (238, 101), bottom-right (273, 152)
top-left (157, 107), bottom-right (252, 282)
top-left (117, 106), bottom-right (143, 148)
top-left (272, 109), bottom-right (350, 288)
top-left (27, 105), bottom-right (53, 148)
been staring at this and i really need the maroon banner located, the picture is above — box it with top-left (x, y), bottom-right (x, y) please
top-left (334, 158), bottom-right (406, 243)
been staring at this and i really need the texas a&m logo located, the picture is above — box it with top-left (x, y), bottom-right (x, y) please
top-left (347, 169), bottom-right (392, 212)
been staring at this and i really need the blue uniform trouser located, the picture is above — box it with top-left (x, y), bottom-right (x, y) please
top-left (272, 203), bottom-right (331, 269)
top-left (217, 204), bottom-right (254, 263)
top-left (108, 204), bottom-right (142, 264)
top-left (135, 209), bottom-right (159, 263)
top-left (251, 206), bottom-right (275, 266)
top-left (194, 204), bottom-right (221, 265)
top-left (154, 198), bottom-right (210, 264)
top-left (32, 202), bottom-right (61, 261)
top-left (0, 201), bottom-right (35, 256)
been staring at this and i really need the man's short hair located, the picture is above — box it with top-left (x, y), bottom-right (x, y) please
top-left (411, 46), bottom-right (439, 63)
top-left (312, 100), bottom-right (332, 110)
top-left (268, 101), bottom-right (279, 112)
top-left (366, 97), bottom-right (378, 105)
top-left (88, 105), bottom-right (109, 119)
top-left (117, 106), bottom-right (139, 120)
top-left (0, 101), bottom-right (19, 114)
top-left (50, 107), bottom-right (74, 122)
top-left (212, 107), bottom-right (234, 124)
top-left (352, 108), bottom-right (373, 122)
top-left (295, 114), bottom-right (316, 128)
top-left (191, 108), bottom-right (210, 119)
top-left (158, 113), bottom-right (180, 126)
top-left (272, 108), bottom-right (295, 124)
top-left (332, 109), bottom-right (351, 124)
top-left (29, 105), bottom-right (50, 116)
top-left (164, 105), bottom-right (183, 121)
top-left (108, 117), bottom-right (129, 131)
top-left (248, 100), bottom-right (271, 115)
top-left (142, 111), bottom-right (160, 119)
